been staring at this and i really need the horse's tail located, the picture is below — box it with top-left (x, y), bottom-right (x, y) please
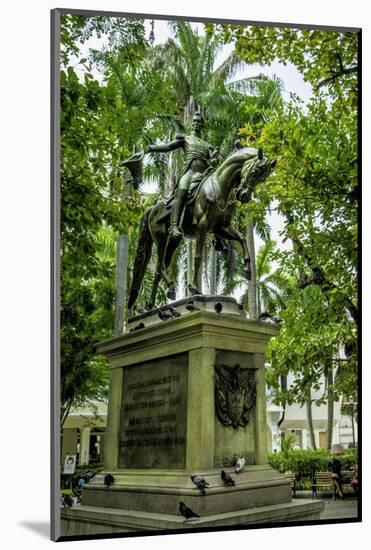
top-left (128, 207), bottom-right (153, 309)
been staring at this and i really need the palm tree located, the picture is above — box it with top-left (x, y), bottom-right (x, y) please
top-left (238, 75), bottom-right (284, 318)
top-left (151, 22), bottom-right (246, 293)
top-left (90, 32), bottom-right (180, 327)
top-left (158, 22), bottom-right (245, 123)
top-left (228, 239), bottom-right (287, 316)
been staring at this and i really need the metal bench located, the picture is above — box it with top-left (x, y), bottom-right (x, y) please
top-left (311, 470), bottom-right (356, 498)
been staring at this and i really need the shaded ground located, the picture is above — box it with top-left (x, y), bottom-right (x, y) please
top-left (295, 491), bottom-right (359, 520)
top-left (319, 497), bottom-right (358, 520)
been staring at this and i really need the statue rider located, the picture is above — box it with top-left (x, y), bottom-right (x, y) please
top-left (147, 112), bottom-right (218, 239)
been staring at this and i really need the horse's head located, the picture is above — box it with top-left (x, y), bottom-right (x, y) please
top-left (235, 147), bottom-right (276, 203)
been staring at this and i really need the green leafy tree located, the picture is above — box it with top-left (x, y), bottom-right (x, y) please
top-left (207, 25), bottom-right (358, 101)
top-left (209, 25), bottom-right (360, 437)
top-left (151, 21), bottom-right (246, 292)
top-left (60, 24), bottom-right (152, 423)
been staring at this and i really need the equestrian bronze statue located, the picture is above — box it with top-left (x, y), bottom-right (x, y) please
top-left (127, 140), bottom-right (276, 310)
top-left (147, 111), bottom-right (219, 239)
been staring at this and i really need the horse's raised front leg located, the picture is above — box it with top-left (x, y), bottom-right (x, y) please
top-left (215, 225), bottom-right (251, 280)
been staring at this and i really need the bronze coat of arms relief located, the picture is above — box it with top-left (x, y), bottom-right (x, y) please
top-left (215, 363), bottom-right (256, 429)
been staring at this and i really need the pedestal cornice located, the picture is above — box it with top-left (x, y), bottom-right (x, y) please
top-left (96, 311), bottom-right (279, 367)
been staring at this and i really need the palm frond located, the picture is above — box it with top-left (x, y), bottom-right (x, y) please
top-left (226, 74), bottom-right (268, 94)
top-left (256, 239), bottom-right (276, 278)
top-left (212, 52), bottom-right (245, 85)
top-left (254, 216), bottom-right (271, 241)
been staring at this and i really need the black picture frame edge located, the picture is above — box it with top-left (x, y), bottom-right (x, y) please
top-left (53, 7), bottom-right (361, 33)
top-left (51, 7), bottom-right (61, 543)
top-left (51, 7), bottom-right (362, 542)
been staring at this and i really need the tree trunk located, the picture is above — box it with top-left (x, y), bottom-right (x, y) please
top-left (306, 389), bottom-right (317, 449)
top-left (61, 399), bottom-right (73, 429)
top-left (114, 181), bottom-right (131, 335)
top-left (114, 233), bottom-right (129, 335)
top-left (351, 406), bottom-right (356, 446)
top-left (326, 362), bottom-right (334, 450)
top-left (210, 245), bottom-right (217, 294)
top-left (246, 212), bottom-right (257, 319)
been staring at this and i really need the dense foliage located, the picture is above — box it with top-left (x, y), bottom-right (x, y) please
top-left (207, 22), bottom-right (359, 431)
top-left (60, 15), bottom-right (175, 423)
top-left (268, 448), bottom-right (358, 478)
top-left (59, 16), bottom-right (359, 439)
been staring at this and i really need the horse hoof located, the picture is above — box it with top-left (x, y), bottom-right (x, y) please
top-left (167, 289), bottom-right (176, 300)
top-left (188, 284), bottom-right (201, 295)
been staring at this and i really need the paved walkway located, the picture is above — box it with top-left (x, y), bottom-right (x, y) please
top-left (295, 492), bottom-right (358, 520)
top-left (319, 498), bottom-right (358, 520)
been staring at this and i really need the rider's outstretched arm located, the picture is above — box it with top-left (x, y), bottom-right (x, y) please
top-left (147, 135), bottom-right (184, 153)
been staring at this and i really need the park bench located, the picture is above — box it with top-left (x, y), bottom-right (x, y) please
top-left (284, 473), bottom-right (297, 497)
top-left (311, 469), bottom-right (356, 498)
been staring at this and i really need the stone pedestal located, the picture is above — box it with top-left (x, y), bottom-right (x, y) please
top-left (61, 300), bottom-right (324, 535)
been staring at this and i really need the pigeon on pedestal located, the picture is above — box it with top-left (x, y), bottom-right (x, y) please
top-left (186, 300), bottom-right (200, 312)
top-left (179, 501), bottom-right (200, 520)
top-left (168, 305), bottom-right (181, 318)
top-left (158, 309), bottom-right (172, 321)
top-left (221, 470), bottom-right (236, 486)
top-left (235, 456), bottom-right (246, 474)
top-left (191, 475), bottom-right (209, 495)
top-left (104, 474), bottom-right (115, 487)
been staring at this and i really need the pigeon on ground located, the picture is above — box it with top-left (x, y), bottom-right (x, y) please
top-left (168, 305), bottom-right (181, 318)
top-left (63, 494), bottom-right (74, 507)
top-left (158, 308), bottom-right (172, 321)
top-left (83, 471), bottom-right (95, 482)
top-left (186, 300), bottom-right (200, 312)
top-left (191, 475), bottom-right (209, 495)
top-left (104, 474), bottom-right (115, 487)
top-left (188, 284), bottom-right (201, 295)
top-left (179, 501), bottom-right (200, 520)
top-left (135, 305), bottom-right (147, 315)
top-left (235, 456), bottom-right (246, 474)
top-left (221, 470), bottom-right (236, 486)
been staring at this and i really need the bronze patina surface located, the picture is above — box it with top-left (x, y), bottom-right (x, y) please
top-left (125, 114), bottom-right (276, 309)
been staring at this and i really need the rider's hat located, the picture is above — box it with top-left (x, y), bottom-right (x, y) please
top-left (193, 111), bottom-right (204, 123)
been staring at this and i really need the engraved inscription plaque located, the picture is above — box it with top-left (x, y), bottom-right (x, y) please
top-left (119, 353), bottom-right (187, 468)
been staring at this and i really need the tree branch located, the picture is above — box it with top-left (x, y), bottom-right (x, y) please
top-left (285, 211), bottom-right (358, 324)
top-left (316, 66), bottom-right (358, 89)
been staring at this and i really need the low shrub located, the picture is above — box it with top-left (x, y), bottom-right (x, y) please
top-left (61, 462), bottom-right (104, 489)
top-left (268, 448), bottom-right (357, 480)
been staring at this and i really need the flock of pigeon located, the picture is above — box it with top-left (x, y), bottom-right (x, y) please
top-left (61, 472), bottom-right (115, 508)
top-left (129, 300), bottom-right (206, 331)
top-left (62, 457), bottom-right (247, 519)
top-left (180, 456), bottom-right (246, 521)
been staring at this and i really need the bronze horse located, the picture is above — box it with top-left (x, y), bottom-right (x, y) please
top-left (128, 147), bottom-right (275, 309)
